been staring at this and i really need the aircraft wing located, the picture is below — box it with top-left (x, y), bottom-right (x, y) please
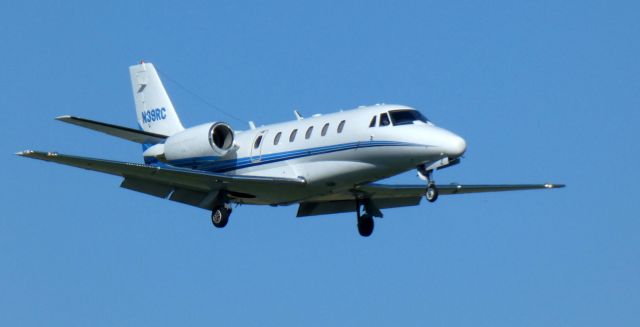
top-left (56, 116), bottom-right (168, 144)
top-left (297, 182), bottom-right (564, 217)
top-left (17, 150), bottom-right (306, 209)
top-left (359, 183), bottom-right (565, 196)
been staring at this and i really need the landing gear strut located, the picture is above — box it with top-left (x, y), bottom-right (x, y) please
top-left (211, 205), bottom-right (232, 228)
top-left (356, 199), bottom-right (374, 237)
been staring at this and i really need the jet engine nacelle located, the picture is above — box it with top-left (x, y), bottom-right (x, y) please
top-left (162, 122), bottom-right (235, 161)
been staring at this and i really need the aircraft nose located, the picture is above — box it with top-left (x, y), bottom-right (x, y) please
top-left (445, 134), bottom-right (467, 157)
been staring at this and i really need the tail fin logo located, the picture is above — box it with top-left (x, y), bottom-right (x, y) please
top-left (141, 108), bottom-right (167, 123)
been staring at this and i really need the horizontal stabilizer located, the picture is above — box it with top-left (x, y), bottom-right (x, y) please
top-left (56, 115), bottom-right (168, 144)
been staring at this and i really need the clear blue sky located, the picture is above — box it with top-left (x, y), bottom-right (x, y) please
top-left (1, 1), bottom-right (638, 326)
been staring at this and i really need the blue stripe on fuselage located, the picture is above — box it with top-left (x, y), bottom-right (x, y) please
top-left (165, 140), bottom-right (422, 173)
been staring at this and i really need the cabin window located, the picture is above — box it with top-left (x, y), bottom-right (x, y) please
top-left (273, 132), bottom-right (282, 145)
top-left (253, 135), bottom-right (263, 149)
top-left (337, 120), bottom-right (346, 133)
top-left (369, 116), bottom-right (377, 127)
top-left (321, 123), bottom-right (329, 136)
top-left (380, 113), bottom-right (390, 127)
top-left (305, 126), bottom-right (314, 139)
top-left (289, 129), bottom-right (298, 142)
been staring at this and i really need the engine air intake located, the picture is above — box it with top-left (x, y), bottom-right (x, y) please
top-left (210, 123), bottom-right (234, 151)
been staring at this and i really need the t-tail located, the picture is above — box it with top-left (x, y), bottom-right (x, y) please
top-left (129, 62), bottom-right (185, 136)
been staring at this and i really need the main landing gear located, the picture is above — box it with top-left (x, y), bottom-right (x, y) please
top-left (358, 214), bottom-right (374, 237)
top-left (211, 205), bottom-right (232, 228)
top-left (355, 200), bottom-right (374, 237)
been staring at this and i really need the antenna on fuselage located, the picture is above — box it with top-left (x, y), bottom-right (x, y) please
top-left (294, 110), bottom-right (304, 120)
top-left (248, 121), bottom-right (256, 130)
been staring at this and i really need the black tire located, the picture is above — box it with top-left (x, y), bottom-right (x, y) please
top-left (357, 214), bottom-right (374, 237)
top-left (426, 184), bottom-right (439, 203)
top-left (211, 206), bottom-right (230, 228)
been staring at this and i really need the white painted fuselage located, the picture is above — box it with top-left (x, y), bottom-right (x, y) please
top-left (162, 104), bottom-right (466, 205)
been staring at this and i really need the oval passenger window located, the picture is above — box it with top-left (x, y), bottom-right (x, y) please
top-left (321, 123), bottom-right (329, 136)
top-left (253, 135), bottom-right (263, 149)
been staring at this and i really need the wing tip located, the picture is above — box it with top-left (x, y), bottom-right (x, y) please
top-left (15, 150), bottom-right (59, 158)
top-left (55, 115), bottom-right (72, 121)
top-left (544, 183), bottom-right (566, 189)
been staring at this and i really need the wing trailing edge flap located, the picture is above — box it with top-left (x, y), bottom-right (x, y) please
top-left (120, 177), bottom-right (173, 198)
top-left (56, 115), bottom-right (168, 144)
top-left (169, 188), bottom-right (218, 208)
top-left (120, 178), bottom-right (221, 209)
top-left (297, 197), bottom-right (421, 217)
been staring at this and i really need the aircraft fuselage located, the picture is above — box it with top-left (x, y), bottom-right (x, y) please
top-left (161, 104), bottom-right (467, 205)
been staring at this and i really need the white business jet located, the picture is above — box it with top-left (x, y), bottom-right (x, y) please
top-left (17, 62), bottom-right (564, 237)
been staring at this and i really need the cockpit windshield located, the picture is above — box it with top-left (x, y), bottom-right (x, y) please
top-left (388, 110), bottom-right (430, 126)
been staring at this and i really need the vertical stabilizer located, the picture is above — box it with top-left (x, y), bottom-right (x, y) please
top-left (129, 62), bottom-right (185, 136)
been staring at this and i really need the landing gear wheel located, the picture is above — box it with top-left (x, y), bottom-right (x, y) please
top-left (357, 214), bottom-right (374, 237)
top-left (211, 206), bottom-right (231, 228)
top-left (426, 184), bottom-right (439, 203)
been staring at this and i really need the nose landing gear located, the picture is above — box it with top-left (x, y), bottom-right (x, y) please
top-left (426, 184), bottom-right (439, 202)
top-left (418, 166), bottom-right (439, 203)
